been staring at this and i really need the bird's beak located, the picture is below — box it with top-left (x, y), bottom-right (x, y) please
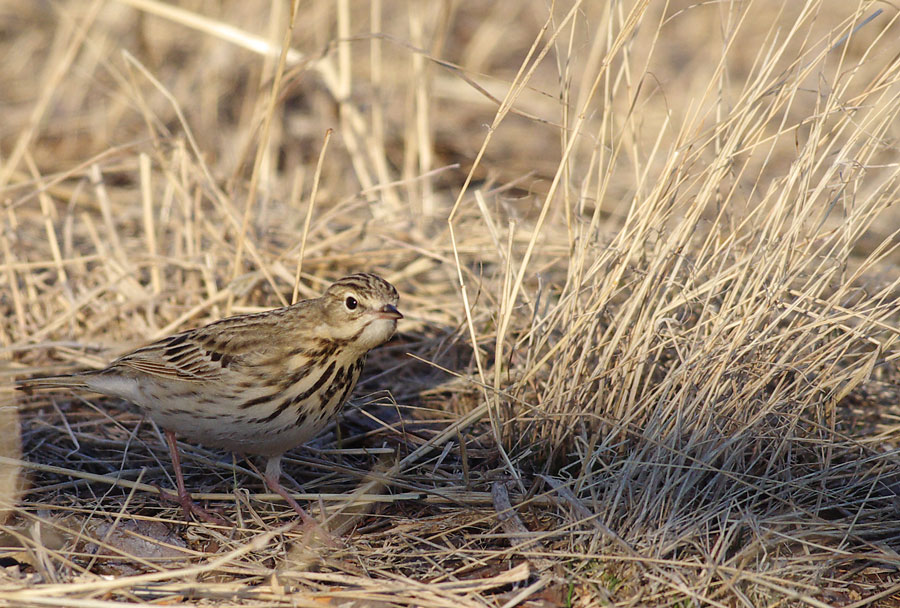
top-left (378, 304), bottom-right (403, 320)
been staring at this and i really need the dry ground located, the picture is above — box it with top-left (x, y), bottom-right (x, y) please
top-left (2, 1), bottom-right (900, 606)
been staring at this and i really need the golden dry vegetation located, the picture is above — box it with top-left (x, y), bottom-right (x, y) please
top-left (2, 1), bottom-right (900, 606)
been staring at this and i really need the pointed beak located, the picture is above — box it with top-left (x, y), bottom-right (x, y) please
top-left (378, 303), bottom-right (403, 320)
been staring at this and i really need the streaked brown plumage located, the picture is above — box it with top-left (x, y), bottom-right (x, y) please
top-left (18, 273), bottom-right (402, 524)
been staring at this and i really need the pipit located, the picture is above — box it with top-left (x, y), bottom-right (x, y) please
top-left (18, 273), bottom-right (402, 525)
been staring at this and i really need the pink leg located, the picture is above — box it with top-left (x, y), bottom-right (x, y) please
top-left (263, 456), bottom-right (339, 545)
top-left (160, 429), bottom-right (227, 525)
top-left (263, 455), bottom-right (320, 527)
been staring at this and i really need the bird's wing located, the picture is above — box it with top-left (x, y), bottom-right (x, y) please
top-left (109, 330), bottom-right (233, 382)
top-left (108, 309), bottom-right (294, 382)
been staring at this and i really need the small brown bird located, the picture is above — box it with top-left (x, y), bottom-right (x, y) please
top-left (18, 273), bottom-right (402, 525)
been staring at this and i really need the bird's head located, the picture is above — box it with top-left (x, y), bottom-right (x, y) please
top-left (321, 273), bottom-right (402, 350)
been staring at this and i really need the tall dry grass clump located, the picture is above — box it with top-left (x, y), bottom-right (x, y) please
top-left (501, 5), bottom-right (900, 467)
top-left (457, 0), bottom-right (900, 601)
top-left (1, 0), bottom-right (900, 606)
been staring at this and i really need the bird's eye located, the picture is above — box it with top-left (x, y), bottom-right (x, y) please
top-left (345, 296), bottom-right (358, 310)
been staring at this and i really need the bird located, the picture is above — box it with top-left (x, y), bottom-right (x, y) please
top-left (17, 273), bottom-right (402, 526)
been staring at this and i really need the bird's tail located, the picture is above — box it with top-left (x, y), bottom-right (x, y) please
top-left (16, 374), bottom-right (91, 395)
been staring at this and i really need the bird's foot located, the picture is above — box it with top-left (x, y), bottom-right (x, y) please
top-left (264, 477), bottom-right (340, 548)
top-left (154, 483), bottom-right (229, 526)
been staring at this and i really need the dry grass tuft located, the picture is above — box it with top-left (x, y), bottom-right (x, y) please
top-left (2, 0), bottom-right (900, 605)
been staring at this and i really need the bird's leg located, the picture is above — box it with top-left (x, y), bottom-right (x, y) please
top-left (160, 429), bottom-right (227, 525)
top-left (263, 455), bottom-right (319, 526)
top-left (263, 456), bottom-right (339, 545)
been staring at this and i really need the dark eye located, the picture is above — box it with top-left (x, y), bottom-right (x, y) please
top-left (345, 296), bottom-right (358, 310)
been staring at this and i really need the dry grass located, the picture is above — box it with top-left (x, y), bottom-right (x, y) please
top-left (2, 0), bottom-right (900, 606)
